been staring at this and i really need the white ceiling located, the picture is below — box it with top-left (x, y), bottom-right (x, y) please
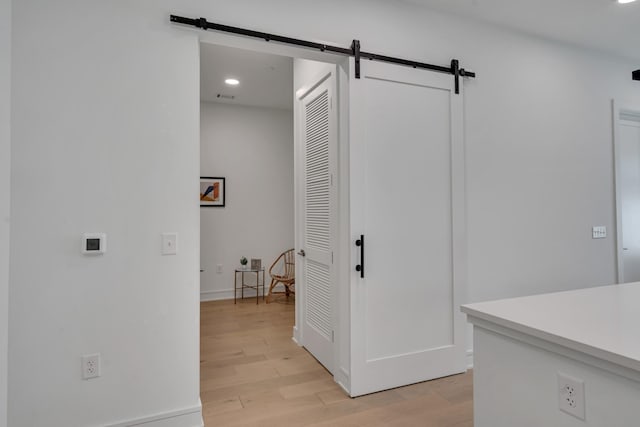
top-left (404, 0), bottom-right (640, 61)
top-left (200, 43), bottom-right (293, 110)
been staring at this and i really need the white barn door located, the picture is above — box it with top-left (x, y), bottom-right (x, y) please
top-left (349, 60), bottom-right (467, 396)
top-left (296, 69), bottom-right (338, 373)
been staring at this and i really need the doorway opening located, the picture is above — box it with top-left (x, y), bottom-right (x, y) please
top-left (614, 104), bottom-right (640, 283)
top-left (197, 41), bottom-right (343, 423)
top-left (199, 42), bottom-right (295, 305)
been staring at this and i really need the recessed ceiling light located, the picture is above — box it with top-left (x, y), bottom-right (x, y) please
top-left (618, 0), bottom-right (637, 4)
top-left (225, 78), bottom-right (240, 86)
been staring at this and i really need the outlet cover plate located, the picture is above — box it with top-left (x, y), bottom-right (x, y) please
top-left (558, 372), bottom-right (585, 420)
top-left (82, 353), bottom-right (101, 380)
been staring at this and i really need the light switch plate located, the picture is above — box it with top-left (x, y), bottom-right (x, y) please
top-left (592, 226), bottom-right (606, 239)
top-left (162, 233), bottom-right (177, 255)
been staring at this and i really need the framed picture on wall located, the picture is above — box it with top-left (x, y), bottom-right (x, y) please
top-left (200, 177), bottom-right (226, 207)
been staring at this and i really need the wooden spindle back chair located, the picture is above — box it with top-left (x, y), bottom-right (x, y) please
top-left (266, 249), bottom-right (295, 303)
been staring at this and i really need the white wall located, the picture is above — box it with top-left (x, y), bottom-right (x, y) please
top-left (7, 0), bottom-right (640, 424)
top-left (200, 102), bottom-right (294, 301)
top-left (0, 0), bottom-right (10, 425)
top-left (10, 2), bottom-right (201, 426)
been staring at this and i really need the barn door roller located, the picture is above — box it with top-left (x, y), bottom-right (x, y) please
top-left (170, 15), bottom-right (476, 94)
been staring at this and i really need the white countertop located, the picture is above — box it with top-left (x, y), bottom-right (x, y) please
top-left (462, 283), bottom-right (640, 373)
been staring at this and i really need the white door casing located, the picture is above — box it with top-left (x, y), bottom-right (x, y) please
top-left (616, 110), bottom-right (640, 283)
top-left (349, 59), bottom-right (468, 397)
top-left (296, 69), bottom-right (338, 373)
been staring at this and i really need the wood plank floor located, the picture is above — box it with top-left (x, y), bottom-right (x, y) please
top-left (201, 297), bottom-right (473, 426)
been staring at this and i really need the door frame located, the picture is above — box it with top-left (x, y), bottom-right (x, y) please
top-left (613, 99), bottom-right (640, 284)
top-left (196, 31), bottom-right (352, 391)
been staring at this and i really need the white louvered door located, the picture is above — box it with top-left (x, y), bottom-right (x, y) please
top-left (297, 71), bottom-right (337, 373)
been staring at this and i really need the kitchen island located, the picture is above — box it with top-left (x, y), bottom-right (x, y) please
top-left (462, 283), bottom-right (640, 427)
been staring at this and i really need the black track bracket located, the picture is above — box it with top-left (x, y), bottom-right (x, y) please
top-left (352, 40), bottom-right (361, 79)
top-left (451, 59), bottom-right (460, 94)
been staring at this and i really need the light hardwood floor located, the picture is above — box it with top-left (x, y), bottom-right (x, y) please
top-left (201, 297), bottom-right (473, 426)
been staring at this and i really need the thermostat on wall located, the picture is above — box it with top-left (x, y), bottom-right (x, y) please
top-left (82, 233), bottom-right (106, 255)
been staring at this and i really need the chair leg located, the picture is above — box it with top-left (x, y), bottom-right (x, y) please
top-left (266, 278), bottom-right (277, 304)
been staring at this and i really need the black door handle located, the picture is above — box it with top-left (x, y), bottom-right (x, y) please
top-left (355, 235), bottom-right (364, 278)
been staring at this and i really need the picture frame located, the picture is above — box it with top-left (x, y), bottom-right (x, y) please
top-left (200, 177), bottom-right (226, 207)
top-left (251, 258), bottom-right (262, 270)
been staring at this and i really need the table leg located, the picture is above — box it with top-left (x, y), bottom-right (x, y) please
top-left (241, 271), bottom-right (244, 299)
top-left (234, 271), bottom-right (237, 304)
top-left (262, 269), bottom-right (265, 301)
top-left (255, 270), bottom-right (259, 305)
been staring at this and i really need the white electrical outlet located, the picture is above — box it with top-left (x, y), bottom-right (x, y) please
top-left (216, 264), bottom-right (223, 274)
top-left (558, 373), bottom-right (585, 420)
top-left (82, 354), bottom-right (101, 380)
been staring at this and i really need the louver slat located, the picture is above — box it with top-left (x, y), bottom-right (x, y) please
top-left (305, 90), bottom-right (332, 340)
top-left (305, 91), bottom-right (330, 252)
top-left (305, 260), bottom-right (332, 340)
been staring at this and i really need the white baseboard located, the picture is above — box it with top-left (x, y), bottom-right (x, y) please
top-left (292, 326), bottom-right (301, 346)
top-left (466, 349), bottom-right (474, 369)
top-left (105, 403), bottom-right (202, 427)
top-left (200, 289), bottom-right (234, 302)
top-left (200, 288), bottom-right (263, 302)
top-left (336, 367), bottom-right (351, 396)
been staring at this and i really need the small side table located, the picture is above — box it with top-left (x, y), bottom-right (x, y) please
top-left (234, 268), bottom-right (265, 304)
